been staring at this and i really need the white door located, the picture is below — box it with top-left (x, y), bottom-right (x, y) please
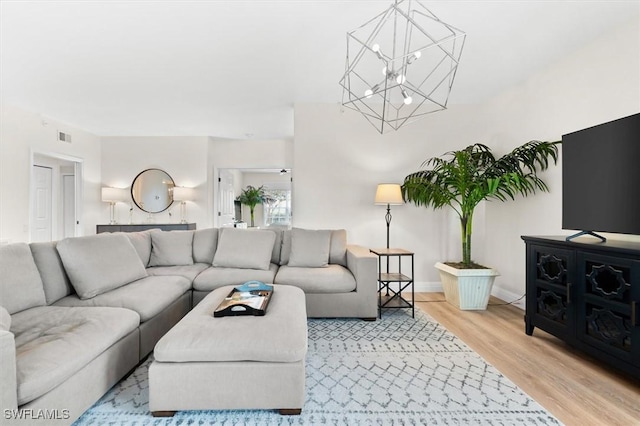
top-left (218, 169), bottom-right (235, 227)
top-left (32, 165), bottom-right (53, 242)
top-left (62, 174), bottom-right (76, 238)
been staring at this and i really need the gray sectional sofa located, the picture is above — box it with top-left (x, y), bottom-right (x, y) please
top-left (0, 227), bottom-right (377, 424)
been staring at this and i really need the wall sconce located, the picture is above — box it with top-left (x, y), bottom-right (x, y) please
top-left (172, 187), bottom-right (193, 224)
top-left (374, 183), bottom-right (404, 249)
top-left (101, 187), bottom-right (127, 224)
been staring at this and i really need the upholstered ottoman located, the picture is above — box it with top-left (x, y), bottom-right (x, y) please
top-left (149, 284), bottom-right (307, 416)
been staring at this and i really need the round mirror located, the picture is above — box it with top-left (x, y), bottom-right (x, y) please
top-left (131, 168), bottom-right (175, 213)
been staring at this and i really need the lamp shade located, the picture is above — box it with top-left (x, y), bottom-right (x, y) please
top-left (172, 187), bottom-right (193, 202)
top-left (101, 187), bottom-right (126, 203)
top-left (375, 184), bottom-right (403, 205)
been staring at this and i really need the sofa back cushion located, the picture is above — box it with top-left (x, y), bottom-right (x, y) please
top-left (149, 230), bottom-right (194, 267)
top-left (57, 234), bottom-right (148, 300)
top-left (0, 306), bottom-right (10, 331)
top-left (193, 228), bottom-right (218, 264)
top-left (30, 241), bottom-right (74, 304)
top-left (328, 229), bottom-right (348, 266)
top-left (288, 228), bottom-right (331, 268)
top-left (121, 230), bottom-right (153, 266)
top-left (280, 229), bottom-right (347, 267)
top-left (0, 243), bottom-right (47, 314)
top-left (264, 228), bottom-right (283, 265)
top-left (212, 228), bottom-right (275, 271)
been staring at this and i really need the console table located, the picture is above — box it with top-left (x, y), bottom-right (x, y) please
top-left (96, 223), bottom-right (196, 233)
top-left (522, 236), bottom-right (640, 380)
top-left (370, 248), bottom-right (414, 319)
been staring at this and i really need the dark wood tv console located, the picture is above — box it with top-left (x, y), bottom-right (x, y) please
top-left (522, 236), bottom-right (640, 380)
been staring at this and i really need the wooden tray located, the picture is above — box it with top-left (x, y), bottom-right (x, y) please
top-left (213, 287), bottom-right (273, 317)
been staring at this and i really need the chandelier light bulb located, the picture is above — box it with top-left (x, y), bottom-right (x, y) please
top-left (414, 51), bottom-right (422, 59)
top-left (364, 89), bottom-right (373, 98)
top-left (382, 66), bottom-right (388, 76)
top-left (372, 44), bottom-right (380, 52)
top-left (396, 74), bottom-right (406, 84)
top-left (401, 89), bottom-right (412, 105)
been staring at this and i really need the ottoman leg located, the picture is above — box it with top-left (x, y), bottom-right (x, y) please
top-left (279, 409), bottom-right (302, 415)
top-left (152, 411), bottom-right (176, 417)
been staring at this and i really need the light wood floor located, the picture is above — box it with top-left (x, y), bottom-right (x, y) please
top-left (414, 293), bottom-right (640, 426)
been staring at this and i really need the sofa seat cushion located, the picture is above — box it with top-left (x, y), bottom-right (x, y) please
top-left (274, 265), bottom-right (356, 293)
top-left (146, 263), bottom-right (209, 281)
top-left (54, 276), bottom-right (190, 322)
top-left (11, 306), bottom-right (139, 405)
top-left (193, 264), bottom-right (278, 292)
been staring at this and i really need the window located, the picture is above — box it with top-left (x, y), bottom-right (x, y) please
top-left (263, 186), bottom-right (291, 226)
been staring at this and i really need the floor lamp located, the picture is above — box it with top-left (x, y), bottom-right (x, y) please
top-left (374, 183), bottom-right (404, 249)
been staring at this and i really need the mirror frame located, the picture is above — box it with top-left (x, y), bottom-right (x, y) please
top-left (131, 168), bottom-right (175, 213)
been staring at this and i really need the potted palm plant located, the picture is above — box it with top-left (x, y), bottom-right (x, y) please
top-left (402, 141), bottom-right (559, 310)
top-left (237, 185), bottom-right (266, 227)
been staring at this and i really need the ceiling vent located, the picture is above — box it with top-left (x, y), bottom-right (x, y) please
top-left (57, 131), bottom-right (72, 143)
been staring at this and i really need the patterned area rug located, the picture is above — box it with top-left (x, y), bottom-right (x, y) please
top-left (74, 310), bottom-right (561, 425)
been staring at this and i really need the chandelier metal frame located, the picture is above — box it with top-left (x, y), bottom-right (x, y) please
top-left (340, 0), bottom-right (466, 133)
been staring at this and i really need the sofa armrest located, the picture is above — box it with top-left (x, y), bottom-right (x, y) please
top-left (346, 245), bottom-right (377, 295)
top-left (0, 330), bottom-right (18, 411)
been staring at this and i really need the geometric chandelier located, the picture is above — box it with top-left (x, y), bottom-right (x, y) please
top-left (339, 0), bottom-right (466, 133)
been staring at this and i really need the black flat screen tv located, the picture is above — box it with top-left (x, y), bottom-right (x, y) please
top-left (562, 113), bottom-right (640, 240)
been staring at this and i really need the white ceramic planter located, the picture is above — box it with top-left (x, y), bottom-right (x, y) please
top-left (435, 262), bottom-right (500, 310)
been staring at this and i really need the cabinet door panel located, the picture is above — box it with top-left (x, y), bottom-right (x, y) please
top-left (577, 252), bottom-right (638, 363)
top-left (526, 245), bottom-right (575, 340)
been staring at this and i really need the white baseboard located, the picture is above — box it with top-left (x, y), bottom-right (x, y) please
top-left (490, 286), bottom-right (526, 310)
top-left (413, 281), bottom-right (526, 311)
top-left (414, 281), bottom-right (442, 293)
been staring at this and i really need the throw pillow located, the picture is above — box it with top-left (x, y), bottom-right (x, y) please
top-left (212, 228), bottom-right (275, 271)
top-left (149, 230), bottom-right (194, 267)
top-left (288, 228), bottom-right (331, 268)
top-left (0, 243), bottom-right (46, 314)
top-left (57, 234), bottom-right (148, 300)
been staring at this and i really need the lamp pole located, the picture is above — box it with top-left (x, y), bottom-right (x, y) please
top-left (385, 203), bottom-right (392, 249)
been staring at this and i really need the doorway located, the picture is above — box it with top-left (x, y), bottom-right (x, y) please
top-left (216, 168), bottom-right (292, 228)
top-left (30, 152), bottom-right (83, 242)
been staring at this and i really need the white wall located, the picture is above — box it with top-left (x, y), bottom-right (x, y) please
top-left (0, 104), bottom-right (102, 243)
top-left (294, 103), bottom-right (489, 289)
top-left (293, 17), bottom-right (640, 300)
top-left (101, 136), bottom-right (209, 227)
top-left (482, 18), bottom-right (640, 302)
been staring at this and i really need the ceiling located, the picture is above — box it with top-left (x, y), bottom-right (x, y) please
top-left (1, 1), bottom-right (638, 140)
